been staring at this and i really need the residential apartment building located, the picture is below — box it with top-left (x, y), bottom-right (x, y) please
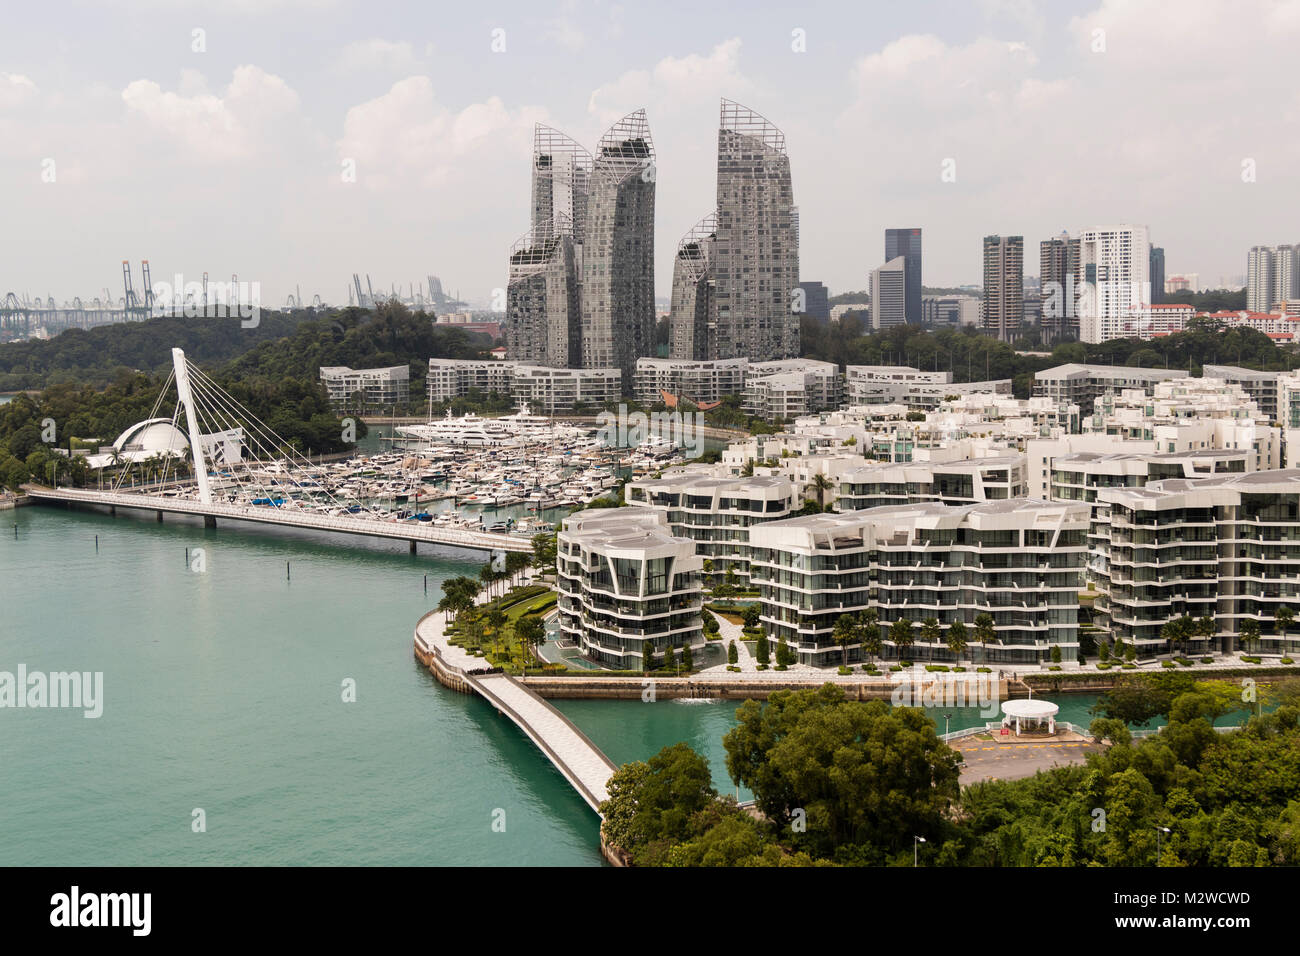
top-left (1076, 224), bottom-right (1152, 344)
top-left (556, 508), bottom-right (704, 668)
top-left (1031, 363), bottom-right (1188, 416)
top-left (624, 473), bottom-right (796, 586)
top-left (319, 365), bottom-right (410, 412)
top-left (1041, 232), bottom-right (1081, 342)
top-left (1094, 470), bottom-right (1300, 657)
top-left (982, 235), bottom-right (1024, 342)
top-left (836, 454), bottom-right (1028, 512)
top-left (741, 359), bottom-right (842, 421)
top-left (633, 357), bottom-right (746, 407)
top-left (748, 499), bottom-right (1089, 666)
top-left (845, 365), bottom-right (1012, 407)
top-left (1202, 365), bottom-right (1280, 421)
top-left (714, 100), bottom-right (800, 362)
top-left (425, 358), bottom-right (619, 413)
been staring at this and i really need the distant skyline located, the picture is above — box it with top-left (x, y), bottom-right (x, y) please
top-left (2, 0), bottom-right (1297, 307)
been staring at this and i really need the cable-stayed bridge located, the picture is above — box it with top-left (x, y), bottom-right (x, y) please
top-left (26, 348), bottom-right (537, 555)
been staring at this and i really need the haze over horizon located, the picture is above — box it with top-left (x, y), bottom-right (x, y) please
top-left (3, 0), bottom-right (1297, 307)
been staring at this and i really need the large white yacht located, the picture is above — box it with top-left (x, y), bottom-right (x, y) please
top-left (395, 403), bottom-right (586, 447)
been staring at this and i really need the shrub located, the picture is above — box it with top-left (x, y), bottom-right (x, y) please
top-left (1048, 665), bottom-right (1062, 671)
top-left (953, 666), bottom-right (967, 673)
top-left (726, 665), bottom-right (740, 673)
top-left (1161, 660), bottom-right (1176, 669)
top-left (1283, 657), bottom-right (1295, 665)
top-left (1097, 662), bottom-right (1112, 670)
top-left (1241, 655), bottom-right (1262, 664)
top-left (1201, 657), bottom-right (1214, 664)
top-left (925, 665), bottom-right (950, 672)
top-left (756, 664), bottom-right (768, 671)
top-left (976, 667), bottom-right (991, 673)
top-left (1121, 663), bottom-right (1136, 669)
top-left (837, 665), bottom-right (851, 675)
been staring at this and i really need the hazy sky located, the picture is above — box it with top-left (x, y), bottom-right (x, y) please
top-left (2, 0), bottom-right (1297, 308)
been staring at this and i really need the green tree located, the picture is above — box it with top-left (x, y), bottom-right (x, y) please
top-left (742, 603), bottom-right (761, 629)
top-left (946, 619), bottom-right (968, 664)
top-left (1276, 606), bottom-right (1294, 651)
top-left (756, 631), bottom-right (770, 666)
top-left (974, 613), bottom-right (997, 665)
top-left (889, 617), bottom-right (914, 662)
top-left (681, 641), bottom-right (693, 671)
top-left (727, 640), bottom-right (738, 665)
top-left (810, 472), bottom-right (833, 511)
top-left (858, 608), bottom-right (881, 666)
top-left (516, 615), bottom-right (546, 665)
top-left (833, 613), bottom-right (856, 667)
top-left (723, 685), bottom-right (961, 860)
top-left (920, 617), bottom-right (942, 663)
top-left (597, 744), bottom-right (716, 864)
top-left (1240, 618), bottom-right (1261, 654)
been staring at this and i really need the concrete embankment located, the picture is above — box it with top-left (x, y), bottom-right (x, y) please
top-left (518, 674), bottom-right (1012, 702)
top-left (0, 495), bottom-right (31, 510)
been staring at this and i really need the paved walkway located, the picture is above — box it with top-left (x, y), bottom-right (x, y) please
top-left (415, 570), bottom-right (616, 814)
top-left (950, 735), bottom-right (1103, 783)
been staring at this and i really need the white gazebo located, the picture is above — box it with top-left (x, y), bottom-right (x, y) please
top-left (1001, 698), bottom-right (1059, 736)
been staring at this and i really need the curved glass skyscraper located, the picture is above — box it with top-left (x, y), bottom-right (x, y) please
top-left (580, 109), bottom-right (657, 391)
top-left (669, 212), bottom-right (717, 360)
top-left (713, 99), bottom-right (799, 362)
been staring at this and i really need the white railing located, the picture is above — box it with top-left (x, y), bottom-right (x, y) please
top-left (27, 486), bottom-right (535, 552)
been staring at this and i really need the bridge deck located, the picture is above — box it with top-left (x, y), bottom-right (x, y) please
top-left (473, 673), bottom-right (616, 812)
top-left (25, 486), bottom-right (535, 554)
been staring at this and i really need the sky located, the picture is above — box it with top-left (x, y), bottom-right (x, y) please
top-left (2, 0), bottom-right (1298, 309)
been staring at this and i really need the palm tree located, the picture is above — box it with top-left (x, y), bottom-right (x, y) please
top-left (921, 617), bottom-right (942, 663)
top-left (1240, 617), bottom-right (1261, 656)
top-left (810, 473), bottom-right (833, 512)
top-left (889, 617), bottom-right (914, 663)
top-left (857, 608), bottom-right (881, 668)
top-left (1276, 606), bottom-right (1294, 654)
top-left (947, 619), bottom-right (968, 665)
top-left (974, 613), bottom-right (997, 666)
top-left (1197, 614), bottom-right (1217, 655)
top-left (833, 613), bottom-right (856, 667)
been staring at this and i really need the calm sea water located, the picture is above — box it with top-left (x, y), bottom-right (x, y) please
top-left (1, 504), bottom-right (1120, 866)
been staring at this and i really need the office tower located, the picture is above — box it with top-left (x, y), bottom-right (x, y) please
top-left (982, 235), bottom-right (1024, 342)
top-left (870, 257), bottom-right (907, 329)
top-left (795, 281), bottom-right (830, 321)
top-left (668, 213), bottom-right (717, 361)
top-left (1040, 232), bottom-right (1081, 342)
top-left (1248, 246), bottom-right (1276, 312)
top-left (713, 99), bottom-right (800, 362)
top-left (884, 228), bottom-right (922, 325)
top-left (1075, 224), bottom-right (1151, 343)
top-left (581, 109), bottom-right (656, 390)
top-left (1149, 246), bottom-right (1165, 305)
top-left (505, 220), bottom-right (581, 366)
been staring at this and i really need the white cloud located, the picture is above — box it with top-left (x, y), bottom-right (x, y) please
top-left (0, 73), bottom-right (38, 109)
top-left (336, 76), bottom-right (544, 191)
top-left (122, 65), bottom-right (300, 162)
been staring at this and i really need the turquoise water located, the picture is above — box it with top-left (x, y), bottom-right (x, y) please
top-left (2, 505), bottom-right (1235, 866)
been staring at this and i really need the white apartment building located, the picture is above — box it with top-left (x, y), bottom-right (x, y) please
top-left (510, 365), bottom-right (621, 415)
top-left (632, 357), bottom-right (747, 408)
top-left (1084, 379), bottom-right (1281, 472)
top-left (1049, 449), bottom-right (1251, 584)
top-left (1032, 363), bottom-right (1188, 415)
top-left (624, 473), bottom-right (796, 586)
top-left (836, 455), bottom-right (1027, 512)
top-left (1095, 470), bottom-right (1300, 658)
top-left (845, 365), bottom-right (1012, 407)
top-left (319, 365), bottom-right (411, 412)
top-left (425, 358), bottom-right (621, 414)
top-left (748, 499), bottom-right (1089, 667)
top-left (1076, 224), bottom-right (1152, 343)
top-left (555, 508), bottom-right (704, 669)
top-left (741, 359), bottom-right (842, 421)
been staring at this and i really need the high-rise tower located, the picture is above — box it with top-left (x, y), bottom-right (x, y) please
top-left (669, 212), bottom-right (718, 361)
top-left (581, 110), bottom-right (656, 391)
top-left (713, 99), bottom-right (799, 361)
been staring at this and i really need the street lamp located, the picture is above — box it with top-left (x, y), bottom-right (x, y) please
top-left (944, 712), bottom-right (953, 737)
top-left (914, 835), bottom-right (926, 868)
top-left (1155, 826), bottom-right (1171, 866)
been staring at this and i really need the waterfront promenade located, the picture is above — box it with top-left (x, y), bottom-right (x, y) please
top-left (413, 588), bottom-right (617, 814)
top-left (26, 485), bottom-right (535, 554)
